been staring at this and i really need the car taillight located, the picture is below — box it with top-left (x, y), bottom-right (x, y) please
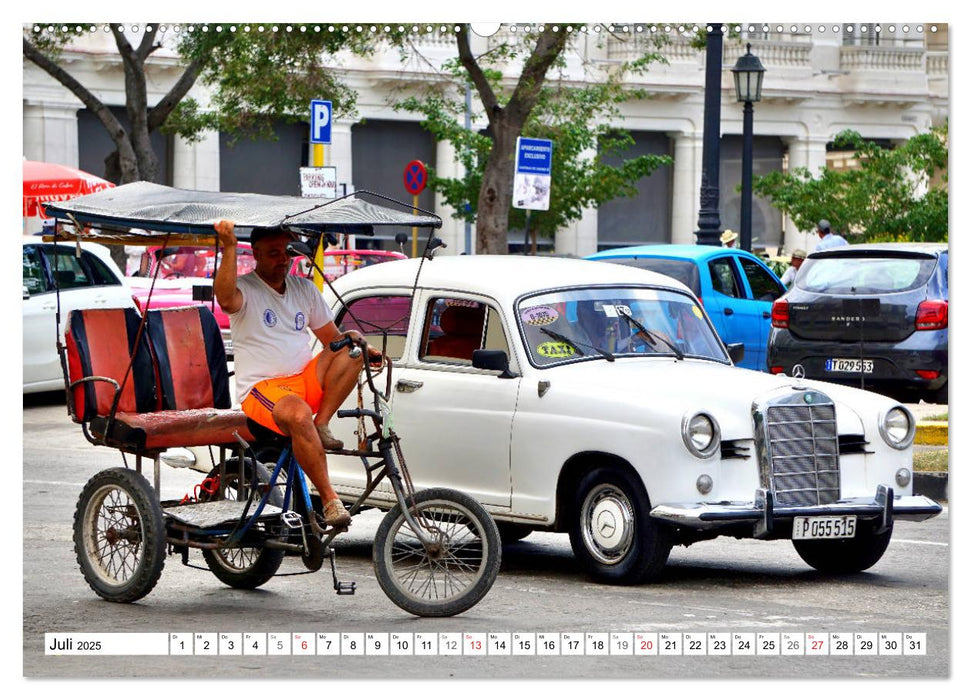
top-left (916, 369), bottom-right (940, 380)
top-left (771, 299), bottom-right (789, 328)
top-left (915, 300), bottom-right (947, 330)
top-left (769, 366), bottom-right (785, 375)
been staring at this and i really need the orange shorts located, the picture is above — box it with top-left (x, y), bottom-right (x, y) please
top-left (241, 354), bottom-right (324, 435)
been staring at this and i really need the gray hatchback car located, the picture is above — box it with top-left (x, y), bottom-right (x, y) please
top-left (766, 243), bottom-right (948, 403)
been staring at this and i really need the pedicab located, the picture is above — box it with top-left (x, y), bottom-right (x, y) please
top-left (43, 182), bottom-right (501, 617)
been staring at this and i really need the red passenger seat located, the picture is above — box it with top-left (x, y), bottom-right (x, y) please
top-left (64, 306), bottom-right (253, 452)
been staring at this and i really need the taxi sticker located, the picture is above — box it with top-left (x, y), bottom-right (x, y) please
top-left (537, 341), bottom-right (575, 358)
top-left (522, 305), bottom-right (559, 326)
top-left (691, 305), bottom-right (703, 319)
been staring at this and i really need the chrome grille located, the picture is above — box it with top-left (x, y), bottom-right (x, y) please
top-left (759, 394), bottom-right (840, 507)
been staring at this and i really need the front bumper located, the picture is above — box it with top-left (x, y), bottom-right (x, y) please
top-left (650, 484), bottom-right (942, 537)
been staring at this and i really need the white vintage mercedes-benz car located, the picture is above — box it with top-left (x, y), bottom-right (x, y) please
top-left (318, 255), bottom-right (940, 584)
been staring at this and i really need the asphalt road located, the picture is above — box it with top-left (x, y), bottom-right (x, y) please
top-left (21, 391), bottom-right (951, 681)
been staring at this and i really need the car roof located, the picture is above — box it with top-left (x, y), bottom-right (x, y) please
top-left (588, 244), bottom-right (762, 262)
top-left (330, 254), bottom-right (694, 303)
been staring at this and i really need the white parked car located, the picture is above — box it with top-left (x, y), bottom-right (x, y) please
top-left (22, 240), bottom-right (135, 393)
top-left (319, 255), bottom-right (941, 583)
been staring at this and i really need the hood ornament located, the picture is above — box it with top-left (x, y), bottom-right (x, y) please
top-left (791, 364), bottom-right (807, 390)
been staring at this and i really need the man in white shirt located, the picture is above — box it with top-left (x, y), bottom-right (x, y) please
top-left (814, 219), bottom-right (848, 251)
top-left (214, 220), bottom-right (380, 528)
top-left (780, 249), bottom-right (806, 287)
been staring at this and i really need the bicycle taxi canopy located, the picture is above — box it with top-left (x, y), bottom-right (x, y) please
top-left (42, 181), bottom-right (441, 245)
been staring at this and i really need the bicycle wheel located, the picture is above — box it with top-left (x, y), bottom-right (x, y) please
top-left (373, 487), bottom-right (500, 617)
top-left (73, 468), bottom-right (166, 603)
top-left (200, 459), bottom-right (285, 589)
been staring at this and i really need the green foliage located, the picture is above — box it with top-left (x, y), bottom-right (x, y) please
top-left (166, 24), bottom-right (373, 142)
top-left (752, 124), bottom-right (948, 242)
top-left (396, 41), bottom-right (672, 237)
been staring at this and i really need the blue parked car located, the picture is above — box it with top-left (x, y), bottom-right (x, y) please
top-left (587, 245), bottom-right (786, 371)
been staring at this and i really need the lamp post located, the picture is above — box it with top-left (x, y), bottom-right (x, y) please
top-left (731, 43), bottom-right (765, 253)
top-left (695, 23), bottom-right (724, 246)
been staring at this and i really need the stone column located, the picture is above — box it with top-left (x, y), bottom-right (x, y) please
top-left (328, 120), bottom-right (354, 196)
top-left (781, 135), bottom-right (828, 253)
top-left (22, 101), bottom-right (80, 166)
top-left (433, 138), bottom-right (465, 254)
top-left (669, 130), bottom-right (702, 244)
top-left (172, 132), bottom-right (220, 191)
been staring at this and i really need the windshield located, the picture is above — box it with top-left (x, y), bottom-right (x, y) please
top-left (517, 287), bottom-right (728, 367)
top-left (797, 256), bottom-right (936, 294)
top-left (152, 246), bottom-right (255, 279)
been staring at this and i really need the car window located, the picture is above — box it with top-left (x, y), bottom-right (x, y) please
top-left (46, 248), bottom-right (92, 290)
top-left (739, 258), bottom-right (784, 302)
top-left (84, 252), bottom-right (122, 287)
top-left (600, 258), bottom-right (702, 297)
top-left (709, 257), bottom-right (742, 298)
top-left (420, 298), bottom-right (494, 365)
top-left (517, 286), bottom-right (728, 368)
top-left (336, 295), bottom-right (412, 360)
top-left (797, 256), bottom-right (937, 295)
top-left (23, 246), bottom-right (49, 294)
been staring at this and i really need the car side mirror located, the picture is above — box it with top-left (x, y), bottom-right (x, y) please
top-left (727, 343), bottom-right (745, 364)
top-left (472, 349), bottom-right (517, 378)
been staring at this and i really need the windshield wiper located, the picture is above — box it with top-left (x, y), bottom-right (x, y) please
top-left (539, 327), bottom-right (615, 362)
top-left (616, 307), bottom-right (684, 361)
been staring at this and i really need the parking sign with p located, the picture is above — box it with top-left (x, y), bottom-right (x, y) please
top-left (310, 99), bottom-right (332, 145)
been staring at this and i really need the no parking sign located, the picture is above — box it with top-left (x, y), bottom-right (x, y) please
top-left (403, 160), bottom-right (428, 195)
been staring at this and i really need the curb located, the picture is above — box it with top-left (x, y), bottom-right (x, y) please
top-left (914, 472), bottom-right (948, 503)
top-left (915, 421), bottom-right (948, 446)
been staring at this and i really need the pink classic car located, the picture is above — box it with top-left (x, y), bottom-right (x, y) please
top-left (128, 245), bottom-right (406, 355)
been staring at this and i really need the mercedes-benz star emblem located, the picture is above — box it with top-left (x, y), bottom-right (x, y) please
top-left (596, 511), bottom-right (617, 537)
top-left (792, 364), bottom-right (806, 379)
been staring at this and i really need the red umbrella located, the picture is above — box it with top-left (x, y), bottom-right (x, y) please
top-left (23, 160), bottom-right (115, 218)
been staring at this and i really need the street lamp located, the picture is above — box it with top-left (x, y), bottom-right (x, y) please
top-left (731, 43), bottom-right (765, 252)
top-left (695, 23), bottom-right (725, 247)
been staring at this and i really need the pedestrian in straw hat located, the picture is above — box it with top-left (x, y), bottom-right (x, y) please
top-left (720, 229), bottom-right (738, 248)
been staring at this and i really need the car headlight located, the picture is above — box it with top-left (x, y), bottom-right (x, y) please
top-left (682, 412), bottom-right (720, 458)
top-left (879, 406), bottom-right (915, 450)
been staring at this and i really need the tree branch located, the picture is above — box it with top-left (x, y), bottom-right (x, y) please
top-left (23, 36), bottom-right (127, 142)
top-left (505, 25), bottom-right (569, 126)
top-left (148, 58), bottom-right (203, 131)
top-left (456, 25), bottom-right (501, 121)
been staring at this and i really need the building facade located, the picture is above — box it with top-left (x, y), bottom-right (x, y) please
top-left (22, 23), bottom-right (948, 255)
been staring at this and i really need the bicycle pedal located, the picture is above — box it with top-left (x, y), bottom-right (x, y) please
top-left (335, 581), bottom-right (357, 595)
top-left (281, 511), bottom-right (304, 529)
top-left (329, 549), bottom-right (356, 595)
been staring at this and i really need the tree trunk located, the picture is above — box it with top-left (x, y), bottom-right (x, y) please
top-left (456, 24), bottom-right (569, 255)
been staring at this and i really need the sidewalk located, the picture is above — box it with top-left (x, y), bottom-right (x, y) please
top-left (907, 402), bottom-right (948, 502)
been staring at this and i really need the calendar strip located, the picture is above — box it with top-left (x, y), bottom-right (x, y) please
top-left (45, 632), bottom-right (928, 656)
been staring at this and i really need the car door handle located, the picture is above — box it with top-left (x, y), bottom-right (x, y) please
top-left (762, 311), bottom-right (770, 319)
top-left (396, 379), bottom-right (424, 393)
top-left (723, 308), bottom-right (734, 316)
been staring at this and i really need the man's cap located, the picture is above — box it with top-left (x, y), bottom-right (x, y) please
top-left (792, 249), bottom-right (806, 259)
top-left (250, 226), bottom-right (295, 245)
top-left (817, 219), bottom-right (831, 232)
top-left (720, 229), bottom-right (738, 244)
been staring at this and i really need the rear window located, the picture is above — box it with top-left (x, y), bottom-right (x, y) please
top-left (599, 258), bottom-right (701, 296)
top-left (796, 256), bottom-right (937, 294)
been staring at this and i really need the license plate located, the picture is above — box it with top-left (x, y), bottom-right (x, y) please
top-left (825, 358), bottom-right (874, 373)
top-left (792, 515), bottom-right (857, 540)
